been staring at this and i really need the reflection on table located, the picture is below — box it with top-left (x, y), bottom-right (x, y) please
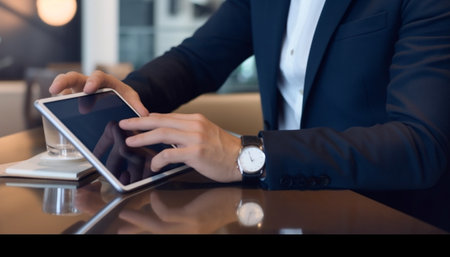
top-left (0, 128), bottom-right (446, 234)
top-left (70, 171), bottom-right (446, 234)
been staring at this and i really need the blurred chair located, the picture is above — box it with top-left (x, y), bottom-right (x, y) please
top-left (174, 92), bottom-right (263, 135)
top-left (46, 62), bottom-right (82, 74)
top-left (23, 68), bottom-right (62, 129)
top-left (95, 62), bottom-right (134, 80)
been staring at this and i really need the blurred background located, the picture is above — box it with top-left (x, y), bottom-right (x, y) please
top-left (0, 0), bottom-right (259, 137)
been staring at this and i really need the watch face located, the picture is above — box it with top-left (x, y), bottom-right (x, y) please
top-left (238, 146), bottom-right (265, 173)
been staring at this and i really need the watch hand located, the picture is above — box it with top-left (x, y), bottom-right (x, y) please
top-left (248, 151), bottom-right (254, 162)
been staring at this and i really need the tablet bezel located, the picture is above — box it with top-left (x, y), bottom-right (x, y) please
top-left (34, 88), bottom-right (189, 193)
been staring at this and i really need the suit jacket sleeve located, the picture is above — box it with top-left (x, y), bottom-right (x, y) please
top-left (122, 0), bottom-right (253, 113)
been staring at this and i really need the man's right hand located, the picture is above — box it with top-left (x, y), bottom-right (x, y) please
top-left (49, 70), bottom-right (149, 117)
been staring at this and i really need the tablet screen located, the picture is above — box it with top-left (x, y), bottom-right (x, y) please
top-left (42, 90), bottom-right (183, 187)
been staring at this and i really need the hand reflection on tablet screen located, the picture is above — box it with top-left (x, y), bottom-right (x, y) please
top-left (93, 120), bottom-right (157, 184)
top-left (77, 92), bottom-right (98, 114)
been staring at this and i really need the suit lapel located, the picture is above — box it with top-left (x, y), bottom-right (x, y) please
top-left (253, 0), bottom-right (290, 130)
top-left (302, 0), bottom-right (353, 118)
top-left (255, 0), bottom-right (352, 130)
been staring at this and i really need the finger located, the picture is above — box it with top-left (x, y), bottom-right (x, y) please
top-left (151, 147), bottom-right (192, 172)
top-left (124, 127), bottom-right (196, 148)
top-left (119, 114), bottom-right (201, 132)
top-left (149, 112), bottom-right (208, 121)
top-left (49, 71), bottom-right (87, 95)
top-left (84, 70), bottom-right (115, 93)
top-left (121, 89), bottom-right (150, 117)
top-left (86, 70), bottom-right (149, 116)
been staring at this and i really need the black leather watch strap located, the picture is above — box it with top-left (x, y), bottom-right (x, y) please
top-left (242, 172), bottom-right (263, 185)
top-left (241, 135), bottom-right (263, 147)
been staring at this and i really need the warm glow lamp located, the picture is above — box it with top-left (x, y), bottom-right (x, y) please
top-left (36, 0), bottom-right (77, 26)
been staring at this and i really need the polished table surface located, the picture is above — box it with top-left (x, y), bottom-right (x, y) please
top-left (0, 128), bottom-right (446, 234)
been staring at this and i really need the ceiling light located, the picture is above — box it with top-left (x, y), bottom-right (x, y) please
top-left (36, 0), bottom-right (77, 27)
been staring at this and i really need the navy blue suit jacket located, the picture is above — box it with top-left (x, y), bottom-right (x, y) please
top-left (123, 0), bottom-right (450, 230)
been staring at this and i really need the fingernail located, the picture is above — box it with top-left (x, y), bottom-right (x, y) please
top-left (84, 81), bottom-right (95, 93)
top-left (125, 136), bottom-right (135, 144)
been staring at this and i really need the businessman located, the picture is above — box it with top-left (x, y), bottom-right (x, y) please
top-left (50, 0), bottom-right (450, 231)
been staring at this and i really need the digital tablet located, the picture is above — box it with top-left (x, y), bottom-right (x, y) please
top-left (34, 88), bottom-right (190, 192)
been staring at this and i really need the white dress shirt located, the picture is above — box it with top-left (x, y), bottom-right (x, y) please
top-left (278, 0), bottom-right (326, 130)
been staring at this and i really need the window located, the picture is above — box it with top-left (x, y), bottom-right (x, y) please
top-left (119, 0), bottom-right (258, 93)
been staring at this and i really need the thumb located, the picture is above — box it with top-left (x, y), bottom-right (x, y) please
top-left (120, 87), bottom-right (150, 117)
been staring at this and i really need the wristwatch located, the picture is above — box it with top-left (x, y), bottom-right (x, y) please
top-left (237, 135), bottom-right (266, 184)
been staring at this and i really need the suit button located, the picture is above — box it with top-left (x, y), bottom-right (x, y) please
top-left (306, 177), bottom-right (317, 187)
top-left (293, 176), bottom-right (306, 187)
top-left (280, 176), bottom-right (293, 187)
top-left (317, 175), bottom-right (330, 186)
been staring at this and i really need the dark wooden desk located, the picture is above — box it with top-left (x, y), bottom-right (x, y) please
top-left (0, 128), bottom-right (446, 234)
